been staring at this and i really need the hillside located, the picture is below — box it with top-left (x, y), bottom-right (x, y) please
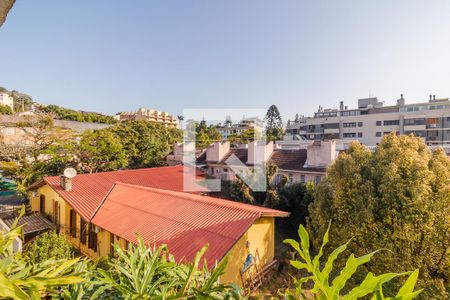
top-left (0, 86), bottom-right (116, 124)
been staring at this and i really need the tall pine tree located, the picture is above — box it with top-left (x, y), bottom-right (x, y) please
top-left (264, 105), bottom-right (284, 141)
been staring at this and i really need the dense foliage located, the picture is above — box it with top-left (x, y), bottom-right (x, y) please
top-left (0, 104), bottom-right (13, 115)
top-left (276, 182), bottom-right (315, 233)
top-left (195, 120), bottom-right (222, 149)
top-left (23, 231), bottom-right (75, 264)
top-left (0, 117), bottom-right (182, 189)
top-left (308, 134), bottom-right (450, 298)
top-left (110, 120), bottom-right (182, 169)
top-left (227, 128), bottom-right (261, 144)
top-left (282, 223), bottom-right (422, 299)
top-left (78, 129), bottom-right (128, 173)
top-left (42, 104), bottom-right (117, 124)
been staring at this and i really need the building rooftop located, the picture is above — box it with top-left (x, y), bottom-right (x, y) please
top-left (2, 213), bottom-right (55, 235)
top-left (91, 182), bottom-right (288, 266)
top-left (29, 166), bottom-right (205, 220)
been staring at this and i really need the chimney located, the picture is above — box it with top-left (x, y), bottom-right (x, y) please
top-left (433, 95), bottom-right (436, 101)
top-left (247, 141), bottom-right (273, 165)
top-left (60, 175), bottom-right (72, 192)
top-left (339, 101), bottom-right (344, 111)
top-left (206, 142), bottom-right (230, 162)
top-left (304, 140), bottom-right (336, 168)
top-left (430, 95), bottom-right (433, 101)
top-left (173, 142), bottom-right (183, 156)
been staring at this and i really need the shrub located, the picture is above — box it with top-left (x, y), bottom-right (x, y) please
top-left (24, 230), bottom-right (74, 264)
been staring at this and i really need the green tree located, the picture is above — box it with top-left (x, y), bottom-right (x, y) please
top-left (308, 133), bottom-right (450, 298)
top-left (78, 129), bottom-right (128, 173)
top-left (23, 231), bottom-right (74, 264)
top-left (195, 121), bottom-right (222, 149)
top-left (1, 114), bottom-right (76, 194)
top-left (228, 128), bottom-right (261, 144)
top-left (0, 104), bottom-right (13, 115)
top-left (276, 181), bottom-right (315, 233)
top-left (110, 120), bottom-right (182, 168)
top-left (264, 105), bottom-right (284, 141)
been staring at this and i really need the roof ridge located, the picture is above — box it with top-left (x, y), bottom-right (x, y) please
top-left (43, 165), bottom-right (183, 180)
top-left (113, 182), bottom-right (288, 217)
top-left (93, 185), bottom-right (252, 241)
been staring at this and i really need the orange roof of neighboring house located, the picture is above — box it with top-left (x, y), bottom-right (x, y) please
top-left (91, 182), bottom-right (289, 266)
top-left (34, 166), bottom-right (205, 220)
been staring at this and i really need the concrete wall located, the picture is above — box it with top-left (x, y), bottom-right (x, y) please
top-left (247, 141), bottom-right (273, 165)
top-left (305, 140), bottom-right (336, 168)
top-left (206, 142), bottom-right (230, 162)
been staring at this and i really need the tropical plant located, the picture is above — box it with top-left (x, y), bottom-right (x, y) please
top-left (0, 207), bottom-right (85, 299)
top-left (283, 223), bottom-right (423, 299)
top-left (95, 237), bottom-right (241, 299)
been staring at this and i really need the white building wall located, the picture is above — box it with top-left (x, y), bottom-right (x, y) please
top-left (0, 93), bottom-right (14, 112)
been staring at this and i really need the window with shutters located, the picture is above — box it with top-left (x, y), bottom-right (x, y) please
top-left (39, 195), bottom-right (45, 213)
top-left (69, 209), bottom-right (77, 237)
top-left (110, 233), bottom-right (115, 255)
top-left (88, 223), bottom-right (98, 251)
top-left (80, 218), bottom-right (87, 245)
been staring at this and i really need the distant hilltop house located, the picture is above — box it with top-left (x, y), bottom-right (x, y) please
top-left (0, 92), bottom-right (14, 112)
top-left (216, 117), bottom-right (262, 140)
top-left (27, 165), bottom-right (288, 286)
top-left (0, 115), bottom-right (110, 146)
top-left (286, 94), bottom-right (450, 147)
top-left (114, 108), bottom-right (178, 128)
top-left (169, 140), bottom-right (338, 184)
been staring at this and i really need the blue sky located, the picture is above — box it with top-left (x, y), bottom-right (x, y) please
top-left (1, 1), bottom-right (450, 121)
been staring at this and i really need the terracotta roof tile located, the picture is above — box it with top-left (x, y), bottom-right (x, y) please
top-left (269, 149), bottom-right (326, 172)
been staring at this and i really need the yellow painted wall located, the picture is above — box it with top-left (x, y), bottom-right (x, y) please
top-left (220, 217), bottom-right (275, 286)
top-left (30, 185), bottom-right (116, 259)
top-left (30, 184), bottom-right (277, 286)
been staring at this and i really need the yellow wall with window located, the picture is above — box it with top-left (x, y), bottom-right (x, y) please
top-left (30, 184), bottom-right (277, 286)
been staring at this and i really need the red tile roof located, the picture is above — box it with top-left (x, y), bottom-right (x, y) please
top-left (39, 166), bottom-right (205, 220)
top-left (91, 182), bottom-right (288, 266)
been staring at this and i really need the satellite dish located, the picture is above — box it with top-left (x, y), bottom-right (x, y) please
top-left (63, 168), bottom-right (77, 179)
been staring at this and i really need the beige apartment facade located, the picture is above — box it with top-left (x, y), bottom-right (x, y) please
top-left (114, 108), bottom-right (178, 128)
top-left (286, 95), bottom-right (450, 146)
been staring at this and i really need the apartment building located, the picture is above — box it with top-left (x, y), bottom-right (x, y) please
top-left (202, 140), bottom-right (337, 184)
top-left (114, 108), bottom-right (178, 128)
top-left (0, 92), bottom-right (14, 112)
top-left (286, 95), bottom-right (450, 146)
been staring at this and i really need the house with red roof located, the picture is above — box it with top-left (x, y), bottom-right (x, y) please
top-left (28, 165), bottom-right (289, 286)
